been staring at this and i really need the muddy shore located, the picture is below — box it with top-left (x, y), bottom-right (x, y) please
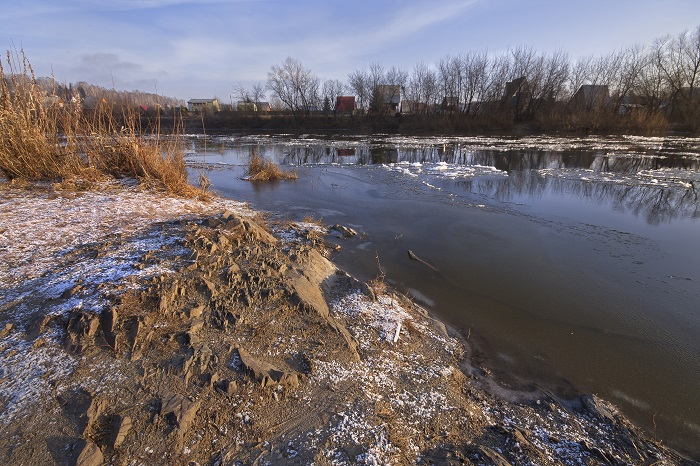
top-left (0, 181), bottom-right (697, 465)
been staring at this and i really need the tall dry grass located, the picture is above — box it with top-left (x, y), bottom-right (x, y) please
top-left (0, 49), bottom-right (204, 197)
top-left (246, 150), bottom-right (298, 181)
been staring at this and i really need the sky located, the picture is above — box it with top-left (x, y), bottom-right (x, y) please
top-left (3, 0), bottom-right (700, 101)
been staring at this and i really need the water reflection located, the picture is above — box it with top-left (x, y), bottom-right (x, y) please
top-left (186, 134), bottom-right (700, 225)
top-left (458, 173), bottom-right (699, 224)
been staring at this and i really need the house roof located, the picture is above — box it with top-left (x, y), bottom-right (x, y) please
top-left (575, 85), bottom-right (609, 97)
top-left (335, 96), bottom-right (355, 112)
top-left (188, 98), bottom-right (218, 104)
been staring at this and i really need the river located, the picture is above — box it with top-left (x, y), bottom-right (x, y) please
top-left (186, 133), bottom-right (700, 459)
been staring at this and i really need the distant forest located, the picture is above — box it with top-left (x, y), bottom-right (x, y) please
top-left (1, 74), bottom-right (183, 112)
top-left (222, 24), bottom-right (700, 134)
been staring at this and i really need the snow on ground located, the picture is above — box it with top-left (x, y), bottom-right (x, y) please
top-left (272, 221), bottom-right (326, 246)
top-left (0, 331), bottom-right (76, 424)
top-left (0, 180), bottom-right (250, 288)
top-left (0, 179), bottom-right (253, 425)
top-left (298, 291), bottom-right (464, 463)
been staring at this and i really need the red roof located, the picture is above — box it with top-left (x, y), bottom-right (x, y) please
top-left (335, 96), bottom-right (355, 112)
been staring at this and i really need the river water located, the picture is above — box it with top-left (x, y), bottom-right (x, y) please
top-left (186, 133), bottom-right (700, 458)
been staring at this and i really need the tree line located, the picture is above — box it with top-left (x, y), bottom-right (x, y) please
top-left (248, 25), bottom-right (700, 132)
top-left (1, 74), bottom-right (184, 112)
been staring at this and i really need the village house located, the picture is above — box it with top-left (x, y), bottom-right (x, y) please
top-left (400, 100), bottom-right (427, 114)
top-left (187, 98), bottom-right (221, 112)
top-left (236, 101), bottom-right (271, 112)
top-left (335, 96), bottom-right (356, 114)
top-left (503, 76), bottom-right (530, 108)
top-left (571, 85), bottom-right (609, 112)
top-left (256, 101), bottom-right (271, 112)
top-left (377, 85), bottom-right (401, 114)
top-left (236, 101), bottom-right (257, 112)
top-left (42, 95), bottom-right (65, 108)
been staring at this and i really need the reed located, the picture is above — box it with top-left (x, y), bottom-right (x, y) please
top-left (246, 150), bottom-right (297, 181)
top-left (0, 49), bottom-right (204, 197)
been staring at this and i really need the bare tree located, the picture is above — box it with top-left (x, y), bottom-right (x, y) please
top-left (233, 82), bottom-right (266, 111)
top-left (267, 57), bottom-right (320, 119)
top-left (422, 67), bottom-right (439, 113)
top-left (405, 62), bottom-right (438, 114)
top-left (437, 55), bottom-right (462, 113)
top-left (461, 51), bottom-right (489, 114)
top-left (232, 82), bottom-right (252, 111)
top-left (609, 45), bottom-right (647, 114)
top-left (251, 83), bottom-right (266, 104)
top-left (348, 68), bottom-right (370, 113)
top-left (369, 62), bottom-right (385, 89)
top-left (367, 62), bottom-right (387, 114)
top-left (568, 56), bottom-right (593, 99)
top-left (321, 79), bottom-right (346, 113)
top-left (384, 66), bottom-right (408, 112)
top-left (405, 63), bottom-right (427, 113)
top-left (483, 53), bottom-right (511, 107)
top-left (569, 51), bottom-right (621, 113)
top-left (525, 49), bottom-right (570, 118)
top-left (654, 27), bottom-right (700, 125)
top-left (637, 47), bottom-right (667, 115)
top-left (386, 66), bottom-right (409, 88)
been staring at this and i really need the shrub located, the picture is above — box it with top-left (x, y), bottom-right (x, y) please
top-left (0, 49), bottom-right (204, 198)
top-left (246, 150), bottom-right (297, 181)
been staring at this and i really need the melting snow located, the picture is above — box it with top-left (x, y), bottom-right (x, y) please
top-left (0, 180), bottom-right (250, 288)
top-left (0, 179), bottom-right (253, 425)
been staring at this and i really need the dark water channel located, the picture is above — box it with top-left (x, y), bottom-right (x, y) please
top-left (187, 134), bottom-right (700, 458)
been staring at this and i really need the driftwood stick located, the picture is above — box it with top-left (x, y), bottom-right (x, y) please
top-left (407, 250), bottom-right (439, 272)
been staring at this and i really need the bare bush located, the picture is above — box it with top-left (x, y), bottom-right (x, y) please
top-left (246, 151), bottom-right (297, 182)
top-left (0, 50), bottom-right (204, 197)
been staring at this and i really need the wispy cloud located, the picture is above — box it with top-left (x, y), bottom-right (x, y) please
top-left (71, 0), bottom-right (258, 10)
top-left (386, 0), bottom-right (479, 42)
top-left (267, 0), bottom-right (480, 77)
top-left (0, 3), bottom-right (76, 21)
top-left (81, 53), bottom-right (142, 71)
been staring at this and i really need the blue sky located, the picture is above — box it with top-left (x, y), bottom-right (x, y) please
top-left (3, 0), bottom-right (700, 100)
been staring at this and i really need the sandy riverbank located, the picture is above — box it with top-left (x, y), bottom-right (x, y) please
top-left (0, 180), bottom-right (695, 465)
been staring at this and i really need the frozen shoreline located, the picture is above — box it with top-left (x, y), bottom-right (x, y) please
top-left (0, 180), bottom-right (696, 464)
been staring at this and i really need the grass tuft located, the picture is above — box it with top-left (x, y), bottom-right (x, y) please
top-left (246, 150), bottom-right (298, 181)
top-left (0, 49), bottom-right (205, 198)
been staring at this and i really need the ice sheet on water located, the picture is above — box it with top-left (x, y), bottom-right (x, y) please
top-left (539, 166), bottom-right (700, 190)
top-left (382, 161), bottom-right (507, 192)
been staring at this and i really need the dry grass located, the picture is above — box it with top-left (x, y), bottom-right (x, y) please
top-left (367, 277), bottom-right (388, 295)
top-left (246, 150), bottom-right (297, 181)
top-left (0, 49), bottom-right (205, 198)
